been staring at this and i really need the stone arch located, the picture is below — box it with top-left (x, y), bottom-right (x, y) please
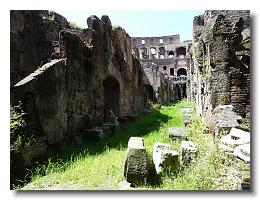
top-left (168, 51), bottom-right (174, 58)
top-left (177, 68), bottom-right (187, 76)
top-left (159, 46), bottom-right (165, 58)
top-left (103, 76), bottom-right (120, 120)
top-left (176, 47), bottom-right (186, 57)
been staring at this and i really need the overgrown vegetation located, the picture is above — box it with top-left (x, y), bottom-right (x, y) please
top-left (218, 92), bottom-right (230, 105)
top-left (14, 100), bottom-right (243, 190)
top-left (69, 21), bottom-right (83, 30)
top-left (10, 102), bottom-right (30, 187)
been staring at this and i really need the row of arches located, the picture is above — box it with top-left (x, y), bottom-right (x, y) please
top-left (133, 46), bottom-right (186, 59)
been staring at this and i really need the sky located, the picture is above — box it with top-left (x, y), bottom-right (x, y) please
top-left (55, 10), bottom-right (204, 41)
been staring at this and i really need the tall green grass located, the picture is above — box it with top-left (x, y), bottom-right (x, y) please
top-left (19, 100), bottom-right (243, 190)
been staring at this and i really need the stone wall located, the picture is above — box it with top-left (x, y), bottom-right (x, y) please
top-left (10, 10), bottom-right (70, 86)
top-left (189, 10), bottom-right (250, 130)
top-left (11, 12), bottom-right (148, 162)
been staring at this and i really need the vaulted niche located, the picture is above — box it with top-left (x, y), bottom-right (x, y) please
top-left (168, 51), bottom-right (174, 58)
top-left (103, 77), bottom-right (120, 120)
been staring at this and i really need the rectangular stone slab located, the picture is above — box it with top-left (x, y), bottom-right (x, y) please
top-left (124, 137), bottom-right (147, 186)
top-left (220, 128), bottom-right (250, 148)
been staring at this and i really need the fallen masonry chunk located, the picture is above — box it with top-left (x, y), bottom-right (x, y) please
top-left (118, 180), bottom-right (132, 190)
top-left (234, 143), bottom-right (250, 163)
top-left (211, 105), bottom-right (242, 137)
top-left (220, 128), bottom-right (250, 149)
top-left (124, 137), bottom-right (148, 186)
top-left (153, 143), bottom-right (179, 175)
top-left (168, 127), bottom-right (188, 139)
top-left (180, 141), bottom-right (196, 165)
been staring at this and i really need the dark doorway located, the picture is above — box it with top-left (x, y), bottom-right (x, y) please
top-left (103, 77), bottom-right (120, 120)
top-left (177, 68), bottom-right (187, 76)
top-left (176, 83), bottom-right (187, 99)
top-left (168, 51), bottom-right (174, 58)
top-left (170, 68), bottom-right (174, 75)
top-left (146, 84), bottom-right (155, 102)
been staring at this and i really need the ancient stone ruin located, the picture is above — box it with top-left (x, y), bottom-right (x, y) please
top-left (10, 11), bottom-right (149, 178)
top-left (124, 137), bottom-right (148, 185)
top-left (153, 143), bottom-right (179, 175)
top-left (10, 10), bottom-right (251, 190)
top-left (189, 10), bottom-right (250, 131)
top-left (132, 35), bottom-right (191, 103)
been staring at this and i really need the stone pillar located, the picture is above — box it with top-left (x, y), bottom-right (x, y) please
top-left (124, 137), bottom-right (148, 186)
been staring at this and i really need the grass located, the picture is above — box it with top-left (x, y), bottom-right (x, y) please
top-left (17, 100), bottom-right (245, 190)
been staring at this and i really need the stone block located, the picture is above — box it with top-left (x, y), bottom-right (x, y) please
top-left (153, 143), bottom-right (179, 175)
top-left (124, 137), bottom-right (147, 185)
top-left (180, 141), bottom-right (196, 165)
top-left (220, 128), bottom-right (250, 149)
top-left (234, 143), bottom-right (250, 163)
top-left (168, 127), bottom-right (188, 139)
top-left (212, 105), bottom-right (243, 137)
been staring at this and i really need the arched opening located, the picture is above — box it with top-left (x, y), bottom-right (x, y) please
top-left (149, 47), bottom-right (156, 59)
top-left (168, 51), bottom-right (174, 58)
top-left (145, 84), bottom-right (155, 102)
top-left (177, 68), bottom-right (187, 76)
top-left (103, 77), bottom-right (120, 121)
top-left (159, 46), bottom-right (165, 59)
top-left (176, 47), bottom-right (186, 57)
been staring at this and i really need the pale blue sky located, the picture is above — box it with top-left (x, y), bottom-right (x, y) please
top-left (55, 10), bottom-right (204, 41)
